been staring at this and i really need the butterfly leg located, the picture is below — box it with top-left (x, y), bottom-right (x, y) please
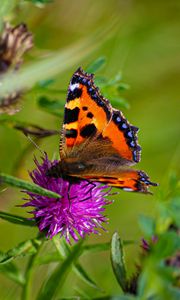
top-left (79, 180), bottom-right (97, 202)
top-left (67, 183), bottom-right (77, 203)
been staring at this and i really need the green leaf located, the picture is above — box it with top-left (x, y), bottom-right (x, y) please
top-left (38, 96), bottom-right (64, 117)
top-left (86, 57), bottom-right (106, 73)
top-left (0, 259), bottom-right (25, 285)
top-left (0, 172), bottom-right (60, 199)
top-left (111, 232), bottom-right (127, 292)
top-left (0, 211), bottom-right (35, 226)
top-left (36, 239), bottom-right (84, 300)
top-left (138, 215), bottom-right (155, 237)
top-left (0, 237), bottom-right (44, 264)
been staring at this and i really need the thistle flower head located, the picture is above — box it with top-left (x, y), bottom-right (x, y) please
top-left (0, 22), bottom-right (33, 73)
top-left (0, 23), bottom-right (33, 115)
top-left (23, 155), bottom-right (112, 243)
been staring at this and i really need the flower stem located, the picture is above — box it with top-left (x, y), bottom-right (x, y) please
top-left (21, 235), bottom-right (44, 300)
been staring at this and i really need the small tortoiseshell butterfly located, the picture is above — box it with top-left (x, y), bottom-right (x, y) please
top-left (50, 67), bottom-right (157, 193)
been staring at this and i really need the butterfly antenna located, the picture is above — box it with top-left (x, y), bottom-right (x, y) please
top-left (27, 135), bottom-right (45, 156)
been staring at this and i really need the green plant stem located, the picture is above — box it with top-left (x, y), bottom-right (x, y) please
top-left (21, 236), bottom-right (44, 300)
top-left (0, 172), bottom-right (60, 199)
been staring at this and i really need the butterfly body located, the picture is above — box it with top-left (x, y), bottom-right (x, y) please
top-left (50, 67), bottom-right (157, 193)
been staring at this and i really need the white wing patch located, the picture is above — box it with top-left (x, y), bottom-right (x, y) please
top-left (70, 83), bottom-right (80, 91)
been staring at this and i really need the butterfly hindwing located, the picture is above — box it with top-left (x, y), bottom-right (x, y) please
top-left (81, 169), bottom-right (157, 193)
top-left (101, 109), bottom-right (141, 164)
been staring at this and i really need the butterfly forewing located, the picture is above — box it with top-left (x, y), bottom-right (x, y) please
top-left (58, 67), bottom-right (157, 193)
top-left (61, 68), bottom-right (140, 164)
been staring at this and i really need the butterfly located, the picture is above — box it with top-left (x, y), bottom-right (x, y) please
top-left (49, 67), bottom-right (157, 194)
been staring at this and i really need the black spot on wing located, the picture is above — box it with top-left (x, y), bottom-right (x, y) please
top-left (65, 129), bottom-right (77, 138)
top-left (80, 124), bottom-right (97, 138)
top-left (87, 112), bottom-right (93, 119)
top-left (67, 88), bottom-right (82, 101)
top-left (82, 106), bottom-right (88, 111)
top-left (64, 107), bottom-right (80, 124)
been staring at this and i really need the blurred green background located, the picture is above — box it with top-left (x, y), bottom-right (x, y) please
top-left (0, 0), bottom-right (180, 298)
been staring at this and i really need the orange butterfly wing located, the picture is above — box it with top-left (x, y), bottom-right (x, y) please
top-left (58, 67), bottom-right (157, 193)
top-left (82, 170), bottom-right (157, 194)
top-left (60, 68), bottom-right (140, 165)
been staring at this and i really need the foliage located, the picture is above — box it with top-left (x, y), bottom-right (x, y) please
top-left (1, 171), bottom-right (179, 299)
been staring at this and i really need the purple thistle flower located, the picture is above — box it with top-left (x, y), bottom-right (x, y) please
top-left (23, 154), bottom-right (112, 243)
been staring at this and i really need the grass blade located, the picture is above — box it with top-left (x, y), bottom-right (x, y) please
top-left (0, 211), bottom-right (34, 226)
top-left (73, 262), bottom-right (101, 290)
